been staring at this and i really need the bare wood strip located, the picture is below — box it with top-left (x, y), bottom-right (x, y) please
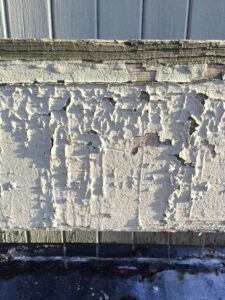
top-left (0, 230), bottom-right (224, 246)
top-left (0, 40), bottom-right (225, 64)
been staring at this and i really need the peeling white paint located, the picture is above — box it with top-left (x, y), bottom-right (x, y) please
top-left (0, 62), bottom-right (225, 231)
top-left (0, 61), bottom-right (219, 84)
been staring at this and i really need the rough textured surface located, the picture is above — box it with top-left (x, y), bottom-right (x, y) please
top-left (1, 59), bottom-right (225, 232)
top-left (1, 40), bottom-right (225, 64)
top-left (0, 61), bottom-right (223, 84)
top-left (0, 40), bottom-right (225, 234)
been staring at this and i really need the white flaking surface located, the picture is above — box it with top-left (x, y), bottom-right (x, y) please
top-left (0, 61), bottom-right (214, 84)
top-left (0, 62), bottom-right (225, 231)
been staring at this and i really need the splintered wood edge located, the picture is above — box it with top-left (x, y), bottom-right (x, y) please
top-left (0, 39), bottom-right (225, 64)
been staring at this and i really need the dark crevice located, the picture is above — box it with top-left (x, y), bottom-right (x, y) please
top-left (202, 140), bottom-right (216, 158)
top-left (211, 146), bottom-right (216, 158)
top-left (89, 129), bottom-right (98, 135)
top-left (86, 130), bottom-right (101, 153)
top-left (104, 97), bottom-right (116, 106)
top-left (62, 97), bottom-right (71, 112)
top-left (188, 116), bottom-right (199, 136)
top-left (82, 59), bottom-right (103, 63)
top-left (33, 80), bottom-right (39, 84)
top-left (131, 147), bottom-right (139, 155)
top-left (173, 154), bottom-right (194, 168)
top-left (124, 40), bottom-right (145, 47)
top-left (50, 126), bottom-right (55, 154)
top-left (195, 93), bottom-right (208, 106)
top-left (173, 154), bottom-right (185, 165)
top-left (50, 136), bottom-right (54, 154)
top-left (139, 91), bottom-right (150, 102)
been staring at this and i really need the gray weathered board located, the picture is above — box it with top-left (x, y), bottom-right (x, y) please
top-left (0, 230), bottom-right (225, 246)
top-left (0, 39), bottom-right (225, 65)
top-left (0, 0), bottom-right (225, 39)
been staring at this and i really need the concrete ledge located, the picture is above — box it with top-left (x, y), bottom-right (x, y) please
top-left (0, 231), bottom-right (224, 246)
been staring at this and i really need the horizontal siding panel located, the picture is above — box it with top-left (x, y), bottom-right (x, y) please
top-left (52, 0), bottom-right (97, 39)
top-left (143, 0), bottom-right (189, 39)
top-left (98, 0), bottom-right (142, 39)
top-left (188, 0), bottom-right (225, 39)
top-left (5, 0), bottom-right (51, 38)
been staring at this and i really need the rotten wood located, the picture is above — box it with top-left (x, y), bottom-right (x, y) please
top-left (0, 39), bottom-right (225, 64)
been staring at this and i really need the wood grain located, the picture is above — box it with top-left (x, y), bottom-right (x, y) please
top-left (0, 230), bottom-right (224, 245)
top-left (0, 40), bottom-right (225, 65)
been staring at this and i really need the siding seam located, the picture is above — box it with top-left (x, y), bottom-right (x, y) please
top-left (3, 0), bottom-right (10, 37)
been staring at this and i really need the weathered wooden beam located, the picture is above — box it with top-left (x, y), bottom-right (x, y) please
top-left (0, 39), bottom-right (225, 64)
top-left (0, 230), bottom-right (224, 246)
